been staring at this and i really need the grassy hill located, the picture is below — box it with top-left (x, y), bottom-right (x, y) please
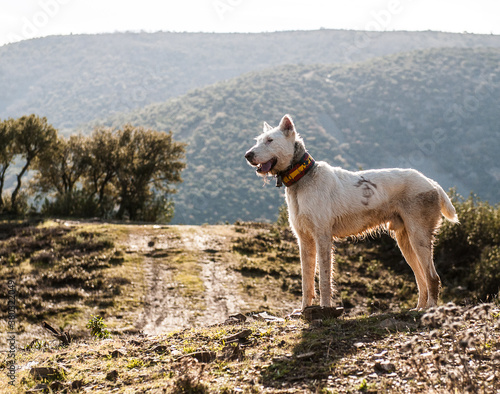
top-left (1, 30), bottom-right (500, 131)
top-left (1, 219), bottom-right (498, 393)
top-left (91, 47), bottom-right (500, 224)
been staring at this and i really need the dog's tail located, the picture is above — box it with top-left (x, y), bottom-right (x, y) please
top-left (436, 185), bottom-right (459, 223)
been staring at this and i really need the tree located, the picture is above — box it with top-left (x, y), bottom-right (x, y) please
top-left (114, 125), bottom-right (186, 221)
top-left (0, 119), bottom-right (16, 212)
top-left (32, 135), bottom-right (88, 196)
top-left (31, 134), bottom-right (90, 216)
top-left (84, 128), bottom-right (119, 216)
top-left (10, 115), bottom-right (58, 212)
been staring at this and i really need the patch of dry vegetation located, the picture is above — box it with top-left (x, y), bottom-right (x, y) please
top-left (2, 304), bottom-right (498, 393)
top-left (1, 215), bottom-right (499, 393)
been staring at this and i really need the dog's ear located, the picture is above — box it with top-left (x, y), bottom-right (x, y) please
top-left (263, 122), bottom-right (273, 133)
top-left (279, 114), bottom-right (295, 137)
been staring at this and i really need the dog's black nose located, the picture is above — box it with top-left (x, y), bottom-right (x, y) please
top-left (245, 151), bottom-right (255, 162)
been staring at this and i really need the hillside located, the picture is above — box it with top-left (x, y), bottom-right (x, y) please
top-left (1, 219), bottom-right (499, 393)
top-left (1, 30), bottom-right (500, 131)
top-left (92, 47), bottom-right (500, 224)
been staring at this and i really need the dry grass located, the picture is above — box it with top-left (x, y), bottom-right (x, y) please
top-left (1, 304), bottom-right (498, 393)
top-left (1, 220), bottom-right (499, 392)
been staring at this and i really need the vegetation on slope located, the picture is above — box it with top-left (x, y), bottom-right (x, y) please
top-left (97, 47), bottom-right (500, 224)
top-left (2, 30), bottom-right (500, 130)
top-left (0, 195), bottom-right (499, 392)
top-left (6, 305), bottom-right (500, 393)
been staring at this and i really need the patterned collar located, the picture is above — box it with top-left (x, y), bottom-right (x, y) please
top-left (276, 152), bottom-right (315, 187)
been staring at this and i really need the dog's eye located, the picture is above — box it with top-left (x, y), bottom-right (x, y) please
top-left (266, 138), bottom-right (273, 145)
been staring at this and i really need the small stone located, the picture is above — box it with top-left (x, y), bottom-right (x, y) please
top-left (226, 313), bottom-right (247, 323)
top-left (223, 329), bottom-right (253, 343)
top-left (180, 351), bottom-right (216, 363)
top-left (71, 380), bottom-right (84, 390)
top-left (111, 350), bottom-right (125, 358)
top-left (374, 361), bottom-right (396, 373)
top-left (303, 306), bottom-right (344, 321)
top-left (49, 381), bottom-right (65, 391)
top-left (151, 345), bottom-right (168, 354)
top-left (106, 370), bottom-right (119, 381)
top-left (254, 312), bottom-right (285, 322)
top-left (30, 367), bottom-right (61, 380)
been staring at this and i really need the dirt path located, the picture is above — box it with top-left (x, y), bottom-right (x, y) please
top-left (125, 226), bottom-right (245, 335)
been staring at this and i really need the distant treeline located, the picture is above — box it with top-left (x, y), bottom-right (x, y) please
top-left (0, 115), bottom-right (185, 222)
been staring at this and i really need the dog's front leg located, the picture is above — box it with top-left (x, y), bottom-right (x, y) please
top-left (316, 235), bottom-right (333, 307)
top-left (298, 233), bottom-right (316, 310)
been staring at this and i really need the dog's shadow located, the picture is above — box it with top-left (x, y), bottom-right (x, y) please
top-left (260, 310), bottom-right (423, 389)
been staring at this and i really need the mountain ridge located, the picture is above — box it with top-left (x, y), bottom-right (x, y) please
top-left (2, 29), bottom-right (500, 131)
top-left (90, 46), bottom-right (500, 224)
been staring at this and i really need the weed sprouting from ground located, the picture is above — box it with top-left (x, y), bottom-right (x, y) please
top-left (87, 315), bottom-right (111, 339)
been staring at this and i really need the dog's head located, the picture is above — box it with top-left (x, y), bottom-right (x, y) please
top-left (245, 114), bottom-right (299, 178)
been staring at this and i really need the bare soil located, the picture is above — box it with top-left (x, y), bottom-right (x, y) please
top-left (126, 225), bottom-right (247, 334)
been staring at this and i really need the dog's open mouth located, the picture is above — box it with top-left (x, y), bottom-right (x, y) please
top-left (256, 158), bottom-right (277, 174)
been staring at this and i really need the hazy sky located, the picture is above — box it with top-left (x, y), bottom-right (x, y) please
top-left (1, 0), bottom-right (499, 47)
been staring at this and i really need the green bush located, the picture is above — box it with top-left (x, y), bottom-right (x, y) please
top-left (436, 191), bottom-right (500, 302)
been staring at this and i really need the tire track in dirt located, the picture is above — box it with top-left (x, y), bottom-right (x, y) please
top-left (128, 226), bottom-right (245, 335)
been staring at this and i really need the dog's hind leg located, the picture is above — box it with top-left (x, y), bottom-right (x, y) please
top-left (407, 226), bottom-right (441, 308)
top-left (297, 231), bottom-right (317, 310)
top-left (395, 228), bottom-right (429, 309)
top-left (315, 234), bottom-right (333, 307)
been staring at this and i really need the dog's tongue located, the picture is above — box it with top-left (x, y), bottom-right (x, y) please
top-left (259, 159), bottom-right (274, 173)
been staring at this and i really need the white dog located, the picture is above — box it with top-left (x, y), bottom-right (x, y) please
top-left (245, 115), bottom-right (458, 310)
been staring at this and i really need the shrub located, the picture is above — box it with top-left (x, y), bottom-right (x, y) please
top-left (435, 191), bottom-right (500, 302)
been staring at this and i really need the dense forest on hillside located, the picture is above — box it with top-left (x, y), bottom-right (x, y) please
top-left (1, 30), bottom-right (500, 130)
top-left (92, 47), bottom-right (500, 224)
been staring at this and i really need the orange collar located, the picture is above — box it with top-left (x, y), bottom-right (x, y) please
top-left (276, 153), bottom-right (315, 187)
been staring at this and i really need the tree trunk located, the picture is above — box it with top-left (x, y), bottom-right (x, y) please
top-left (11, 160), bottom-right (31, 212)
top-left (0, 166), bottom-right (7, 210)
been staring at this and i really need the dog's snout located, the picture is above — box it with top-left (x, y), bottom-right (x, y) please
top-left (245, 150), bottom-right (255, 162)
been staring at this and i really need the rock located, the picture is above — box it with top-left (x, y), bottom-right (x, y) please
top-left (374, 360), bottom-right (396, 373)
top-left (179, 351), bottom-right (216, 363)
top-left (222, 329), bottom-right (253, 343)
top-left (254, 312), bottom-right (285, 322)
top-left (225, 313), bottom-right (247, 324)
top-left (106, 370), bottom-right (119, 381)
top-left (71, 379), bottom-right (84, 390)
top-left (49, 381), bottom-right (65, 391)
top-left (30, 367), bottom-right (61, 380)
top-left (111, 349), bottom-right (125, 358)
top-left (303, 306), bottom-right (344, 321)
top-left (287, 310), bottom-right (303, 319)
top-left (373, 350), bottom-right (388, 358)
top-left (151, 345), bottom-right (168, 354)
